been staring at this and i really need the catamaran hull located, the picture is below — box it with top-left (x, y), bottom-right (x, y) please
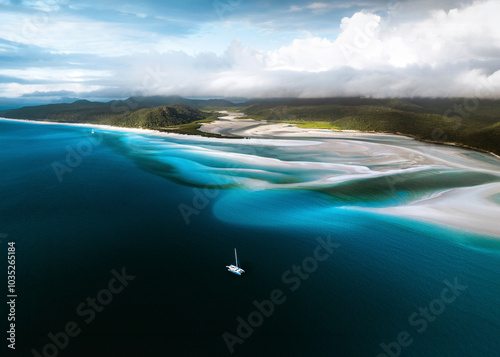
top-left (226, 264), bottom-right (245, 275)
top-left (227, 249), bottom-right (245, 275)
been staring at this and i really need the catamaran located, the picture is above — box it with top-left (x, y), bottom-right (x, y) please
top-left (226, 248), bottom-right (245, 275)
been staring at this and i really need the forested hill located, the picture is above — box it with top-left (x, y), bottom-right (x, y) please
top-left (0, 101), bottom-right (217, 131)
top-left (1, 96), bottom-right (499, 154)
top-left (0, 95), bottom-right (236, 123)
top-left (241, 97), bottom-right (500, 155)
top-left (115, 104), bottom-right (210, 129)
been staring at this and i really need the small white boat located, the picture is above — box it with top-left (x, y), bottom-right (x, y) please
top-left (91, 128), bottom-right (94, 134)
top-left (226, 248), bottom-right (245, 276)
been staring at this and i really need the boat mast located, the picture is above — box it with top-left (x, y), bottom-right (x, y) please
top-left (234, 248), bottom-right (238, 267)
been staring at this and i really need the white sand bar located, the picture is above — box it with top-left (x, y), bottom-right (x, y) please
top-left (201, 112), bottom-right (500, 238)
top-left (3, 113), bottom-right (500, 238)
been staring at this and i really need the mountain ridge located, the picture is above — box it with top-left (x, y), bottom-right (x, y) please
top-left (1, 96), bottom-right (498, 154)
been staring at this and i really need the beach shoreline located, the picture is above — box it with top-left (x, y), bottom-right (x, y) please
top-left (200, 112), bottom-right (500, 158)
top-left (2, 114), bottom-right (498, 158)
top-left (2, 114), bottom-right (499, 238)
top-left (0, 117), bottom-right (166, 135)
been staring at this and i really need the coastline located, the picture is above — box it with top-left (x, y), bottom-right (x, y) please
top-left (200, 112), bottom-right (409, 139)
top-left (2, 114), bottom-right (498, 158)
top-left (0, 117), bottom-right (165, 135)
top-left (2, 114), bottom-right (499, 238)
top-left (400, 132), bottom-right (500, 159)
top-left (200, 112), bottom-right (500, 158)
top-left (361, 182), bottom-right (500, 238)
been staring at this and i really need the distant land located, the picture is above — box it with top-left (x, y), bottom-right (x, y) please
top-left (0, 96), bottom-right (233, 137)
top-left (0, 96), bottom-right (499, 154)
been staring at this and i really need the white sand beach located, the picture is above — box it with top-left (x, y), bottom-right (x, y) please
top-left (0, 117), bottom-right (163, 135)
top-left (200, 112), bottom-right (500, 237)
top-left (200, 111), bottom-right (405, 139)
top-left (363, 182), bottom-right (500, 237)
top-left (2, 113), bottom-right (500, 238)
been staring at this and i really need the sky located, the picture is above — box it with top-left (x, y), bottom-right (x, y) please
top-left (0, 0), bottom-right (499, 103)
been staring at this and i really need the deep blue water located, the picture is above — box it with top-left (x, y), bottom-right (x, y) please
top-left (1, 119), bottom-right (499, 357)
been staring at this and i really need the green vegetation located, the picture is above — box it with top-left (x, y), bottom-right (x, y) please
top-left (109, 104), bottom-right (210, 129)
top-left (157, 117), bottom-right (237, 138)
top-left (0, 99), bottom-right (230, 136)
top-left (0, 96), bottom-right (237, 125)
top-left (1, 96), bottom-right (498, 153)
top-left (240, 97), bottom-right (500, 155)
top-left (0, 100), bottom-right (114, 123)
top-left (293, 121), bottom-right (340, 130)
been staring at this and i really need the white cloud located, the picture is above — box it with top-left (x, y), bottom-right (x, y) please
top-left (288, 1), bottom-right (379, 13)
top-left (288, 1), bottom-right (336, 13)
top-left (266, 1), bottom-right (500, 72)
top-left (0, 82), bottom-right (104, 98)
top-left (0, 68), bottom-right (112, 82)
top-left (24, 0), bottom-right (66, 12)
top-left (306, 2), bottom-right (331, 11)
top-left (0, 13), bottom-right (160, 56)
top-left (2, 0), bottom-right (500, 98)
top-left (178, 0), bottom-right (499, 97)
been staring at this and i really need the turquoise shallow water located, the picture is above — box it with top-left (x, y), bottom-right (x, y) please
top-left (0, 119), bottom-right (499, 357)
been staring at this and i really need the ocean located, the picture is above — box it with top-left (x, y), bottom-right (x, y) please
top-left (1, 119), bottom-right (499, 357)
